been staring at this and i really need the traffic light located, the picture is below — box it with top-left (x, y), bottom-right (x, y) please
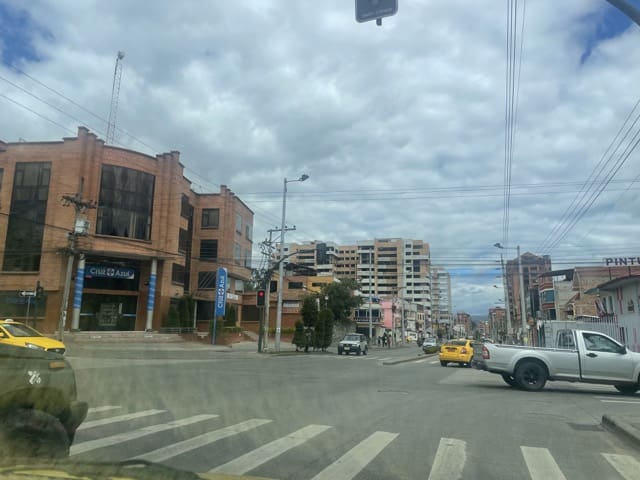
top-left (257, 289), bottom-right (266, 307)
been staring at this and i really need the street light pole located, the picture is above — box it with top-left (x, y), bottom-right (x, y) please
top-left (275, 174), bottom-right (308, 352)
top-left (368, 248), bottom-right (373, 342)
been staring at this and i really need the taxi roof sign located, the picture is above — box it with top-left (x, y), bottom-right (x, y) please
top-left (355, 0), bottom-right (398, 24)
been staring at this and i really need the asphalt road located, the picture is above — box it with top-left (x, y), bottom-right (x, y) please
top-left (69, 345), bottom-right (640, 479)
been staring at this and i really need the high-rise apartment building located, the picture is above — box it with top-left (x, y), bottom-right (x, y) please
top-left (505, 252), bottom-right (552, 327)
top-left (430, 266), bottom-right (452, 326)
top-left (281, 238), bottom-right (431, 308)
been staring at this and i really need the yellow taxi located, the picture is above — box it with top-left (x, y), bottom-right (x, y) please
top-left (439, 338), bottom-right (474, 367)
top-left (0, 319), bottom-right (66, 355)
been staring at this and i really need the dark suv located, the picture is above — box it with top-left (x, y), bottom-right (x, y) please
top-left (0, 342), bottom-right (87, 459)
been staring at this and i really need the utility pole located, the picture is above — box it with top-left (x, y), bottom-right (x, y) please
top-left (58, 182), bottom-right (96, 340)
top-left (259, 226), bottom-right (295, 352)
top-left (517, 245), bottom-right (527, 344)
top-left (500, 254), bottom-right (512, 343)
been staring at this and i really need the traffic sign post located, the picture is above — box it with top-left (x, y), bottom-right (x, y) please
top-left (355, 0), bottom-right (398, 25)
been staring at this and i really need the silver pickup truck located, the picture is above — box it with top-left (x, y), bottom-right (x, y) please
top-left (474, 329), bottom-right (640, 393)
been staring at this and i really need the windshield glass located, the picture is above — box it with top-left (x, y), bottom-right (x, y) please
top-left (2, 1), bottom-right (640, 477)
top-left (2, 323), bottom-right (42, 338)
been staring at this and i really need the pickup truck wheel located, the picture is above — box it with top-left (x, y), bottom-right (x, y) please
top-left (440, 361), bottom-right (447, 367)
top-left (614, 384), bottom-right (639, 395)
top-left (501, 374), bottom-right (518, 388)
top-left (514, 361), bottom-right (547, 391)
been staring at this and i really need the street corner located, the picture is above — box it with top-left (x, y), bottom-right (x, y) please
top-left (602, 414), bottom-right (640, 450)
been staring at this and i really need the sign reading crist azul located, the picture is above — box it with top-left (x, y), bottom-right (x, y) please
top-left (86, 264), bottom-right (135, 280)
top-left (214, 267), bottom-right (228, 317)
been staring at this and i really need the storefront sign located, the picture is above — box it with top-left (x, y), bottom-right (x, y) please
top-left (214, 267), bottom-right (228, 317)
top-left (86, 264), bottom-right (135, 280)
top-left (604, 257), bottom-right (640, 267)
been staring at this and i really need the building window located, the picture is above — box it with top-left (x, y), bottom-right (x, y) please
top-left (245, 223), bottom-right (252, 241)
top-left (244, 249), bottom-right (252, 268)
top-left (3, 162), bottom-right (51, 272)
top-left (234, 242), bottom-right (242, 265)
top-left (97, 164), bottom-right (155, 240)
top-left (201, 208), bottom-right (219, 228)
top-left (235, 214), bottom-right (242, 233)
top-left (172, 263), bottom-right (185, 285)
top-left (181, 194), bottom-right (193, 219)
top-left (628, 300), bottom-right (635, 313)
top-left (198, 271), bottom-right (216, 289)
top-left (288, 282), bottom-right (303, 289)
top-left (178, 228), bottom-right (190, 254)
top-left (200, 240), bottom-right (218, 261)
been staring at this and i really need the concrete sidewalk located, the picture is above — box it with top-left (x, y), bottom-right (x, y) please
top-left (602, 414), bottom-right (640, 450)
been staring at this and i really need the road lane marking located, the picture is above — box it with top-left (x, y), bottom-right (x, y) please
top-left (132, 418), bottom-right (272, 463)
top-left (599, 400), bottom-right (640, 404)
top-left (427, 437), bottom-right (466, 480)
top-left (210, 424), bottom-right (332, 475)
top-left (87, 406), bottom-right (122, 414)
top-left (429, 360), bottom-right (439, 364)
top-left (310, 431), bottom-right (398, 480)
top-left (71, 414), bottom-right (218, 455)
top-left (521, 446), bottom-right (567, 480)
top-left (602, 453), bottom-right (640, 479)
top-left (77, 409), bottom-right (166, 431)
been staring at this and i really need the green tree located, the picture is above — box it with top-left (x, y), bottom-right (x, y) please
top-left (177, 295), bottom-right (194, 328)
top-left (224, 304), bottom-right (237, 327)
top-left (292, 320), bottom-right (306, 351)
top-left (313, 308), bottom-right (334, 351)
top-left (321, 279), bottom-right (362, 325)
top-left (300, 296), bottom-right (319, 328)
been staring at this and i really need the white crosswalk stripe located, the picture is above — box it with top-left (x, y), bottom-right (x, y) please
top-left (71, 414), bottom-right (218, 455)
top-left (521, 446), bottom-right (567, 480)
top-left (602, 453), bottom-right (640, 479)
top-left (87, 406), bottom-right (122, 414)
top-left (69, 407), bottom-right (640, 479)
top-left (310, 431), bottom-right (398, 480)
top-left (132, 418), bottom-right (272, 463)
top-left (77, 409), bottom-right (166, 431)
top-left (210, 424), bottom-right (332, 475)
top-left (428, 438), bottom-right (466, 480)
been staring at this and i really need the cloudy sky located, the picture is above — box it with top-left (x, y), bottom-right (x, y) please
top-left (2, 0), bottom-right (640, 316)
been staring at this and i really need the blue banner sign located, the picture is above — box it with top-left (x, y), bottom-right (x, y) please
top-left (86, 264), bottom-right (135, 280)
top-left (214, 267), bottom-right (228, 317)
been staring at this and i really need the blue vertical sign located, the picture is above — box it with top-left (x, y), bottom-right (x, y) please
top-left (146, 272), bottom-right (156, 313)
top-left (72, 263), bottom-right (85, 310)
top-left (214, 267), bottom-right (228, 317)
top-left (212, 267), bottom-right (227, 345)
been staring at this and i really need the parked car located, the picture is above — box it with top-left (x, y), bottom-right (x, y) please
top-left (338, 333), bottom-right (368, 356)
top-left (0, 319), bottom-right (66, 355)
top-left (0, 342), bottom-right (87, 458)
top-left (439, 339), bottom-right (474, 367)
top-left (474, 329), bottom-right (640, 393)
top-left (422, 337), bottom-right (438, 353)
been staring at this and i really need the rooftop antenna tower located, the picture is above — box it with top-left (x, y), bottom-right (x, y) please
top-left (106, 50), bottom-right (125, 144)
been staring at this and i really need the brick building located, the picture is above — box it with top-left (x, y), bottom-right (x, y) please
top-left (0, 127), bottom-right (253, 334)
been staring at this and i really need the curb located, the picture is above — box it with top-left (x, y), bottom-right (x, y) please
top-left (602, 415), bottom-right (640, 450)
top-left (382, 352), bottom-right (438, 366)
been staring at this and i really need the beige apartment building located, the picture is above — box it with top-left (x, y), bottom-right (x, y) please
top-left (280, 238), bottom-right (432, 315)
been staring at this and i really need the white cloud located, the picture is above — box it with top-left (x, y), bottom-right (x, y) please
top-left (1, 0), bottom-right (639, 315)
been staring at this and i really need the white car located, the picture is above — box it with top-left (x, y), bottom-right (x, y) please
top-left (338, 333), bottom-right (368, 356)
